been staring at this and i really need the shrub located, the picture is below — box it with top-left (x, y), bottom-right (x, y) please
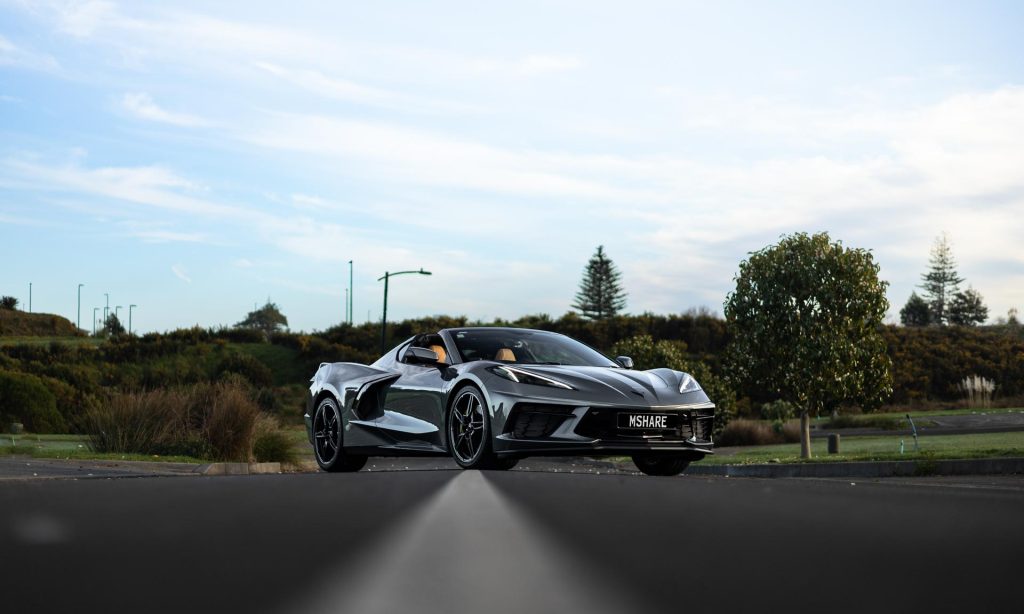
top-left (199, 382), bottom-right (261, 461)
top-left (84, 380), bottom-right (262, 461)
top-left (85, 388), bottom-right (190, 454)
top-left (0, 370), bottom-right (65, 433)
top-left (214, 353), bottom-right (273, 388)
top-left (717, 419), bottom-right (781, 447)
top-left (253, 417), bottom-right (297, 464)
top-left (760, 400), bottom-right (796, 422)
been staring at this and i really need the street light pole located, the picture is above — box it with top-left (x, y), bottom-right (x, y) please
top-left (378, 268), bottom-right (432, 354)
top-left (344, 288), bottom-right (349, 324)
top-left (104, 293), bottom-right (109, 323)
top-left (77, 284), bottom-right (84, 330)
top-left (129, 304), bottom-right (137, 335)
top-left (349, 260), bottom-right (354, 326)
top-left (92, 307), bottom-right (99, 336)
top-left (115, 306), bottom-right (122, 322)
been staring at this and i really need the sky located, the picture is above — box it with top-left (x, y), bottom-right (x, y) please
top-left (1, 0), bottom-right (1022, 334)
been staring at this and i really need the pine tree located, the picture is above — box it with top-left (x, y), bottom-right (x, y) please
top-left (899, 292), bottom-right (930, 326)
top-left (919, 233), bottom-right (964, 325)
top-left (572, 245), bottom-right (627, 320)
top-left (948, 287), bottom-right (988, 326)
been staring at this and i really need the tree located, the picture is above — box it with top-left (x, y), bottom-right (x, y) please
top-left (236, 301), bottom-right (288, 338)
top-left (0, 296), bottom-right (18, 310)
top-left (572, 245), bottom-right (627, 320)
top-left (102, 313), bottom-right (125, 336)
top-left (900, 292), bottom-right (930, 326)
top-left (948, 287), bottom-right (988, 326)
top-left (724, 232), bottom-right (892, 459)
top-left (919, 233), bottom-right (964, 325)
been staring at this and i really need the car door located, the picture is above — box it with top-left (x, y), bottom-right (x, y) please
top-left (377, 345), bottom-right (450, 449)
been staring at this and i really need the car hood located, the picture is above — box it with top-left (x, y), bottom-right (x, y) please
top-left (511, 365), bottom-right (711, 407)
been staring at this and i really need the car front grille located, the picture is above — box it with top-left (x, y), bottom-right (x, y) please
top-left (505, 403), bottom-right (576, 439)
top-left (575, 408), bottom-right (714, 443)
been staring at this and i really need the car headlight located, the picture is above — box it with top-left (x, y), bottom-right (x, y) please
top-left (489, 366), bottom-right (575, 390)
top-left (679, 373), bottom-right (702, 393)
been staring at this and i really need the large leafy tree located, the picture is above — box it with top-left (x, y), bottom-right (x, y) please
top-left (948, 287), bottom-right (988, 326)
top-left (919, 233), bottom-right (964, 325)
top-left (900, 292), bottom-right (930, 326)
top-left (236, 301), bottom-right (289, 338)
top-left (572, 245), bottom-right (627, 320)
top-left (0, 296), bottom-right (18, 310)
top-left (724, 232), bottom-right (892, 458)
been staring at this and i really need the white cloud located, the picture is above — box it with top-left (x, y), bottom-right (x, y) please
top-left (171, 264), bottom-right (191, 283)
top-left (0, 34), bottom-right (59, 71)
top-left (121, 92), bottom-right (209, 127)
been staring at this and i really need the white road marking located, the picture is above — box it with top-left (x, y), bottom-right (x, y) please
top-left (301, 471), bottom-right (630, 614)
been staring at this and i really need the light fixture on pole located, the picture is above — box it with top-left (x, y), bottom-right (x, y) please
top-left (378, 268), bottom-right (432, 354)
top-left (93, 307), bottom-right (99, 336)
top-left (104, 293), bottom-right (109, 322)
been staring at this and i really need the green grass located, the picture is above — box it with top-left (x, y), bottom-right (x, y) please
top-left (0, 433), bottom-right (204, 463)
top-left (703, 430), bottom-right (1024, 465)
top-left (0, 336), bottom-right (101, 347)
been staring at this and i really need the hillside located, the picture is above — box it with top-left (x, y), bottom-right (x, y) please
top-left (0, 310), bottom-right (82, 337)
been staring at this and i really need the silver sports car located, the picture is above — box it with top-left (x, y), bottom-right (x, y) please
top-left (305, 327), bottom-right (715, 476)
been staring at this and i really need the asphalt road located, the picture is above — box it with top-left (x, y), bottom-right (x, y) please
top-left (2, 467), bottom-right (1022, 614)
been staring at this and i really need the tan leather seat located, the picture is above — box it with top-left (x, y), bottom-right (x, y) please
top-left (430, 344), bottom-right (447, 364)
top-left (494, 348), bottom-right (516, 362)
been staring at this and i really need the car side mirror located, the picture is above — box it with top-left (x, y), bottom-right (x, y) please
top-left (406, 346), bottom-right (440, 364)
top-left (615, 356), bottom-right (634, 369)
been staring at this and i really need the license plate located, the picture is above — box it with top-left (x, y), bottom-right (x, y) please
top-left (618, 413), bottom-right (678, 430)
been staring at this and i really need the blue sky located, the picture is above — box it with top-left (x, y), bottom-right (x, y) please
top-left (1, 1), bottom-right (1022, 333)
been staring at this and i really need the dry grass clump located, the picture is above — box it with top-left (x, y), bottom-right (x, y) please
top-left (718, 418), bottom-right (802, 447)
top-left (85, 380), bottom-right (265, 462)
top-left (959, 375), bottom-right (996, 409)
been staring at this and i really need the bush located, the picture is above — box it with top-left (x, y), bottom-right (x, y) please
top-left (214, 353), bottom-right (273, 388)
top-left (253, 417), bottom-right (297, 464)
top-left (717, 419), bottom-right (781, 447)
top-left (0, 370), bottom-right (65, 433)
top-left (199, 382), bottom-right (261, 461)
top-left (84, 381), bottom-right (263, 461)
top-left (760, 400), bottom-right (796, 422)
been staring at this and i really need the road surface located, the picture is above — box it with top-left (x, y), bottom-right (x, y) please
top-left (1, 464), bottom-right (1021, 613)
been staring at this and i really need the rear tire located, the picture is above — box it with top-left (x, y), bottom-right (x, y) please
top-left (447, 385), bottom-right (500, 470)
top-left (313, 397), bottom-right (367, 473)
top-left (632, 455), bottom-right (690, 476)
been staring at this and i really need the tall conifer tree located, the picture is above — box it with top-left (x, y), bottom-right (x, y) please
top-left (573, 246), bottom-right (627, 320)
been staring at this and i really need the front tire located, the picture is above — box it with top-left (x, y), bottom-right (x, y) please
top-left (632, 455), bottom-right (690, 476)
top-left (447, 385), bottom-right (500, 470)
top-left (313, 397), bottom-right (367, 473)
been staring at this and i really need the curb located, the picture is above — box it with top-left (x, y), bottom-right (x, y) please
top-left (686, 457), bottom-right (1024, 478)
top-left (197, 462), bottom-right (282, 476)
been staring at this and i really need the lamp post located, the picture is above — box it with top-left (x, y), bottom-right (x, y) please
top-left (115, 306), bottom-right (122, 324)
top-left (344, 288), bottom-right (349, 324)
top-left (378, 268), bottom-right (432, 354)
top-left (77, 284), bottom-right (84, 330)
top-left (104, 293), bottom-right (109, 322)
top-left (92, 307), bottom-right (99, 336)
top-left (129, 304), bottom-right (137, 335)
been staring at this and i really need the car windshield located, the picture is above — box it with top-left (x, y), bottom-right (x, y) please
top-left (450, 329), bottom-right (617, 367)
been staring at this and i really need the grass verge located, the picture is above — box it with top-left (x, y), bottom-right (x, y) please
top-left (703, 431), bottom-right (1024, 465)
